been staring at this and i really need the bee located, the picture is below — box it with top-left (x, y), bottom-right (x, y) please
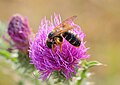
top-left (46, 16), bottom-right (81, 52)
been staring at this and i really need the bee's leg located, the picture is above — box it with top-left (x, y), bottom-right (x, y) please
top-left (52, 44), bottom-right (55, 53)
top-left (55, 36), bottom-right (63, 52)
top-left (59, 43), bottom-right (62, 52)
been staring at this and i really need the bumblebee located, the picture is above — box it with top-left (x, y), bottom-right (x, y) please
top-left (46, 16), bottom-right (81, 52)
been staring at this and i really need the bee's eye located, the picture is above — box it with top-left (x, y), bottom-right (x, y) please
top-left (48, 32), bottom-right (54, 39)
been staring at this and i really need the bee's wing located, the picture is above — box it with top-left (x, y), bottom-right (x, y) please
top-left (62, 15), bottom-right (77, 24)
top-left (52, 23), bottom-right (73, 37)
top-left (53, 16), bottom-right (77, 36)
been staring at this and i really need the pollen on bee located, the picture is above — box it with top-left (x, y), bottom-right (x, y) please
top-left (59, 27), bottom-right (64, 30)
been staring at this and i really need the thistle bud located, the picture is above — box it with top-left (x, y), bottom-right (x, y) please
top-left (8, 14), bottom-right (31, 53)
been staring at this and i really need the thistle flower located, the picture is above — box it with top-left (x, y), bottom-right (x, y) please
top-left (29, 14), bottom-right (89, 80)
top-left (8, 14), bottom-right (31, 53)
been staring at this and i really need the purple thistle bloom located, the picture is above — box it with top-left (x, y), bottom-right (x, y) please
top-left (8, 14), bottom-right (31, 53)
top-left (29, 14), bottom-right (89, 80)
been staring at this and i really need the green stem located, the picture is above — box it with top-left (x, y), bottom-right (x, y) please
top-left (77, 79), bottom-right (83, 85)
top-left (77, 69), bottom-right (88, 85)
top-left (34, 78), bottom-right (40, 85)
top-left (67, 81), bottom-right (70, 85)
top-left (46, 80), bottom-right (51, 85)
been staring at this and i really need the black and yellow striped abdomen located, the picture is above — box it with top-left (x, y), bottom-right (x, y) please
top-left (62, 32), bottom-right (81, 47)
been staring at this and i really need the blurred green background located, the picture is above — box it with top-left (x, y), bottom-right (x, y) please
top-left (0, 0), bottom-right (120, 85)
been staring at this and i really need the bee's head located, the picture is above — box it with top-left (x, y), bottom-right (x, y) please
top-left (46, 39), bottom-right (56, 49)
top-left (48, 32), bottom-right (54, 39)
